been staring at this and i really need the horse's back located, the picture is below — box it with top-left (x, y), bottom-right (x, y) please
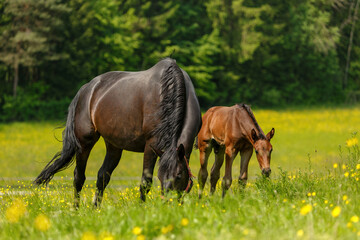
top-left (74, 58), bottom-right (189, 151)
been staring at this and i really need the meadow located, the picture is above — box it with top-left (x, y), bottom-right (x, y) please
top-left (0, 106), bottom-right (360, 239)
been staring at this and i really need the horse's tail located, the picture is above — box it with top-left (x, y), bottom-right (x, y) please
top-left (34, 90), bottom-right (82, 185)
top-left (194, 136), bottom-right (199, 149)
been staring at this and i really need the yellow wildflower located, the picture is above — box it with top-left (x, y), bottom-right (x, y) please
top-left (344, 172), bottom-right (349, 177)
top-left (312, 192), bottom-right (316, 196)
top-left (34, 214), bottom-right (51, 231)
top-left (300, 204), bottom-right (312, 216)
top-left (343, 195), bottom-right (348, 201)
top-left (357, 164), bottom-right (360, 170)
top-left (297, 229), bottom-right (304, 237)
top-left (346, 138), bottom-right (358, 147)
top-left (347, 222), bottom-right (353, 228)
top-left (137, 235), bottom-right (145, 240)
top-left (351, 215), bottom-right (359, 223)
top-left (181, 218), bottom-right (189, 226)
top-left (324, 200), bottom-right (328, 204)
top-left (333, 163), bottom-right (338, 169)
top-left (6, 199), bottom-right (27, 223)
top-left (100, 231), bottom-right (115, 240)
top-left (342, 164), bottom-right (347, 170)
top-left (132, 227), bottom-right (142, 235)
top-left (331, 206), bottom-right (341, 218)
top-left (81, 231), bottom-right (96, 240)
top-left (161, 224), bottom-right (174, 234)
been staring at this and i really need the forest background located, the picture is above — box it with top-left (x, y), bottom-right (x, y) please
top-left (0, 0), bottom-right (359, 121)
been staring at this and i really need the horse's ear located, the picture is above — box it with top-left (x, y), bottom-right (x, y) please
top-left (251, 129), bottom-right (259, 142)
top-left (150, 145), bottom-right (164, 157)
top-left (177, 144), bottom-right (185, 160)
top-left (266, 128), bottom-right (275, 141)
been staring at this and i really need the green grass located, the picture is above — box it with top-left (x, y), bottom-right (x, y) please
top-left (1, 107), bottom-right (360, 239)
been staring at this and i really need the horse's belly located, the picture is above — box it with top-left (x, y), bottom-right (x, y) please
top-left (102, 132), bottom-right (146, 152)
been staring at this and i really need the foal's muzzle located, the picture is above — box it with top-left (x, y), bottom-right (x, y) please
top-left (262, 168), bottom-right (271, 177)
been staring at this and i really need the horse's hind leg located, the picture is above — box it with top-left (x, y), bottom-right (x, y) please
top-left (140, 143), bottom-right (157, 201)
top-left (74, 142), bottom-right (97, 209)
top-left (210, 146), bottom-right (225, 194)
top-left (93, 142), bottom-right (122, 207)
top-left (197, 141), bottom-right (212, 199)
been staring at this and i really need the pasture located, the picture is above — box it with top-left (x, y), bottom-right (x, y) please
top-left (1, 107), bottom-right (360, 239)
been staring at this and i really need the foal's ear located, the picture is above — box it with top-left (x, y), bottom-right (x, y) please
top-left (177, 144), bottom-right (185, 160)
top-left (266, 128), bottom-right (275, 141)
top-left (251, 129), bottom-right (259, 142)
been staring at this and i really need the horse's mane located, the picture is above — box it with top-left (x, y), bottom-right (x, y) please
top-left (152, 58), bottom-right (186, 174)
top-left (237, 103), bottom-right (266, 139)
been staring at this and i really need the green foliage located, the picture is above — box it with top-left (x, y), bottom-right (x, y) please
top-left (1, 83), bottom-right (70, 121)
top-left (0, 0), bottom-right (359, 120)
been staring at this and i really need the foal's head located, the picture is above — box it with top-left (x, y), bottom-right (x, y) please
top-left (158, 144), bottom-right (193, 194)
top-left (251, 128), bottom-right (275, 177)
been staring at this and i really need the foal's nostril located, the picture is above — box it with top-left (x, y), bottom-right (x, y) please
top-left (262, 168), bottom-right (271, 177)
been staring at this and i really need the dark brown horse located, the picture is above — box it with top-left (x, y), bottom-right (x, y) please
top-left (35, 58), bottom-right (202, 207)
top-left (196, 104), bottom-right (274, 198)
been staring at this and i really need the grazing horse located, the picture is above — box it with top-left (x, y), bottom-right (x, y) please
top-left (196, 104), bottom-right (275, 198)
top-left (35, 58), bottom-right (202, 207)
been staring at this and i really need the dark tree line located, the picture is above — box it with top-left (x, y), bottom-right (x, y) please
top-left (0, 0), bottom-right (359, 121)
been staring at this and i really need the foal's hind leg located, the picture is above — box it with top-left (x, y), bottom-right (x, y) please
top-left (93, 142), bottom-right (122, 207)
top-left (198, 141), bottom-right (212, 199)
top-left (210, 146), bottom-right (225, 194)
top-left (140, 143), bottom-right (157, 201)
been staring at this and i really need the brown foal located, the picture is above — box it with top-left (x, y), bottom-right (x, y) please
top-left (196, 104), bottom-right (275, 198)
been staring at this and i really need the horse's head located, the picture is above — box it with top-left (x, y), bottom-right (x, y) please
top-left (251, 128), bottom-right (275, 177)
top-left (157, 144), bottom-right (193, 194)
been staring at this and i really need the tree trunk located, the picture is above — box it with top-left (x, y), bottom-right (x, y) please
top-left (344, 0), bottom-right (360, 89)
top-left (13, 61), bottom-right (19, 98)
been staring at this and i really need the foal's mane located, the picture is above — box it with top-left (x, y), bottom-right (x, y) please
top-left (237, 103), bottom-right (266, 139)
top-left (152, 58), bottom-right (186, 173)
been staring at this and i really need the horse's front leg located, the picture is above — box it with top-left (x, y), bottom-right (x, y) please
top-left (238, 146), bottom-right (253, 187)
top-left (222, 146), bottom-right (238, 198)
top-left (140, 144), bottom-right (157, 202)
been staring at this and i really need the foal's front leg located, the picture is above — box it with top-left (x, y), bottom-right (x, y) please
top-left (238, 147), bottom-right (253, 187)
top-left (140, 144), bottom-right (157, 201)
top-left (222, 146), bottom-right (238, 198)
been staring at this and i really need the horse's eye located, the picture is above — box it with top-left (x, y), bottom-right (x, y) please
top-left (255, 150), bottom-right (258, 154)
top-left (176, 173), bottom-right (182, 179)
top-left (270, 148), bottom-right (273, 153)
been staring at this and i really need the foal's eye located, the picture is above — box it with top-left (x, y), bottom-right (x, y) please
top-left (176, 173), bottom-right (182, 179)
top-left (270, 148), bottom-right (273, 153)
top-left (255, 150), bottom-right (258, 154)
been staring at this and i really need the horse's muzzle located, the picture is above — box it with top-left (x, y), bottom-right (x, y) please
top-left (262, 168), bottom-right (271, 177)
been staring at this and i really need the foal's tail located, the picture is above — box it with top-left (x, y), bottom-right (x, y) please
top-left (34, 90), bottom-right (82, 185)
top-left (193, 136), bottom-right (199, 149)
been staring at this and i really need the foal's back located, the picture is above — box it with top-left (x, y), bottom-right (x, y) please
top-left (201, 105), bottom-right (252, 145)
